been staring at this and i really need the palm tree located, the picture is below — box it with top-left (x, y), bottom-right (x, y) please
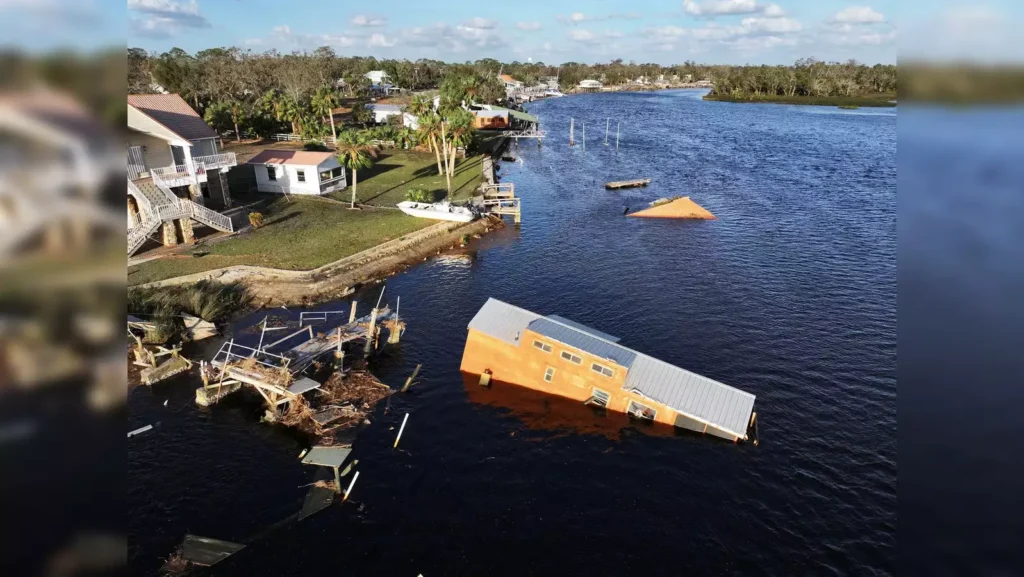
top-left (312, 86), bottom-right (340, 144)
top-left (445, 108), bottom-right (475, 177)
top-left (417, 112), bottom-right (444, 176)
top-left (278, 94), bottom-right (304, 135)
top-left (406, 94), bottom-right (431, 117)
top-left (335, 132), bottom-right (379, 209)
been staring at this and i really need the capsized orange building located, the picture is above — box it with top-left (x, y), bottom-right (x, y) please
top-left (460, 298), bottom-right (758, 443)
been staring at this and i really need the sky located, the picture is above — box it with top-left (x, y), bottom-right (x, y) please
top-left (1, 1), bottom-right (1022, 64)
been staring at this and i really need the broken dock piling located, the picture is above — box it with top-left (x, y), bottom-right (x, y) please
top-left (605, 178), bottom-right (651, 190)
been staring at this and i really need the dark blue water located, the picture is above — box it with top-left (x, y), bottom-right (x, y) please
top-left (129, 90), bottom-right (897, 576)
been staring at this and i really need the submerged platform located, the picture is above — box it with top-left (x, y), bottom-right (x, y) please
top-left (606, 178), bottom-right (651, 189)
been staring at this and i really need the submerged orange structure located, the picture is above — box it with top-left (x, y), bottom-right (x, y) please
top-left (629, 196), bottom-right (716, 219)
top-left (460, 298), bottom-right (758, 442)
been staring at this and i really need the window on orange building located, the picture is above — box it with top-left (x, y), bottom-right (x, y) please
top-left (544, 366), bottom-right (555, 382)
top-left (560, 351), bottom-right (582, 364)
top-left (591, 362), bottom-right (614, 378)
top-left (533, 340), bottom-right (552, 353)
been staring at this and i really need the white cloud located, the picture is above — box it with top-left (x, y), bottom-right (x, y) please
top-left (763, 4), bottom-right (786, 17)
top-left (401, 21), bottom-right (507, 53)
top-left (271, 24), bottom-right (356, 48)
top-left (569, 12), bottom-right (587, 22)
top-left (350, 14), bottom-right (387, 27)
top-left (831, 6), bottom-right (884, 24)
top-left (683, 0), bottom-right (760, 17)
top-left (128, 0), bottom-right (210, 37)
top-left (741, 16), bottom-right (802, 34)
top-left (367, 33), bottom-right (396, 47)
top-left (568, 28), bottom-right (595, 41)
top-left (462, 17), bottom-right (498, 30)
top-left (242, 38), bottom-right (264, 46)
top-left (517, 21), bottom-right (542, 31)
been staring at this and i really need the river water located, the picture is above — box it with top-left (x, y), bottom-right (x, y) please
top-left (129, 90), bottom-right (897, 576)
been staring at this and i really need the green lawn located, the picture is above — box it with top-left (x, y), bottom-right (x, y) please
top-left (128, 198), bottom-right (434, 285)
top-left (329, 149), bottom-right (485, 206)
top-left (129, 149), bottom-right (488, 286)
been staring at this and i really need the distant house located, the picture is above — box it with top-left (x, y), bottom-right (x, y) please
top-left (247, 150), bottom-right (346, 196)
top-left (364, 70), bottom-right (399, 96)
top-left (578, 79), bottom-right (603, 91)
top-left (364, 70), bottom-right (391, 84)
top-left (499, 74), bottom-right (523, 90)
top-left (540, 76), bottom-right (560, 90)
top-left (366, 103), bottom-right (404, 125)
top-left (472, 109), bottom-right (510, 130)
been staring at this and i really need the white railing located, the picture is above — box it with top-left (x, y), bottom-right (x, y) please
top-left (128, 216), bottom-right (161, 255)
top-left (151, 164), bottom-right (194, 188)
top-left (150, 171), bottom-right (186, 205)
top-left (272, 133), bottom-right (303, 142)
top-left (184, 199), bottom-right (233, 232)
top-left (127, 178), bottom-right (155, 219)
top-left (194, 152), bottom-right (237, 171)
top-left (128, 163), bottom-right (145, 181)
top-left (156, 203), bottom-right (189, 221)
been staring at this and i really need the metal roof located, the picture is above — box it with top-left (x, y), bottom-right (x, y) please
top-left (466, 298), bottom-right (756, 439)
top-left (624, 355), bottom-right (755, 439)
top-left (467, 297), bottom-right (541, 345)
top-left (302, 446), bottom-right (353, 468)
top-left (527, 317), bottom-right (637, 369)
top-left (508, 109), bottom-right (539, 124)
top-left (545, 315), bottom-right (620, 343)
top-left (127, 94), bottom-right (218, 140)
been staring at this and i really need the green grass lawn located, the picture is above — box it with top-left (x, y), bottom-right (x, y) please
top-left (128, 197), bottom-right (434, 285)
top-left (329, 149), bottom-right (485, 206)
top-left (129, 149), bottom-right (488, 285)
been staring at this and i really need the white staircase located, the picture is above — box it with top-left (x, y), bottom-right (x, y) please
top-left (127, 175), bottom-right (234, 256)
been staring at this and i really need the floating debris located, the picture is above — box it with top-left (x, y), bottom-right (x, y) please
top-left (298, 485), bottom-right (336, 521)
top-left (127, 424), bottom-right (154, 438)
top-left (302, 446), bottom-right (353, 495)
top-left (605, 178), bottom-right (650, 189)
top-left (628, 196), bottom-right (717, 220)
top-left (180, 534), bottom-right (244, 567)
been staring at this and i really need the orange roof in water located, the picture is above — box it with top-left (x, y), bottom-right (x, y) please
top-left (628, 197), bottom-right (716, 219)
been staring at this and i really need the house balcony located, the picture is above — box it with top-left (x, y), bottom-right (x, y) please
top-left (128, 152), bottom-right (237, 186)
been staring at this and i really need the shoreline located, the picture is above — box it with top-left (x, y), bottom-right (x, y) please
top-left (702, 94), bottom-right (897, 107)
top-left (133, 215), bottom-right (505, 306)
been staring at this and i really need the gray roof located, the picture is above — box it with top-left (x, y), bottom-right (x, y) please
top-left (467, 297), bottom-right (541, 345)
top-left (527, 317), bottom-right (637, 368)
top-left (302, 446), bottom-right (353, 468)
top-left (467, 298), bottom-right (756, 439)
top-left (624, 354), bottom-right (755, 439)
top-left (545, 315), bottom-right (620, 342)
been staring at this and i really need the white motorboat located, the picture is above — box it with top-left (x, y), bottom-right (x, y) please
top-left (544, 89), bottom-right (565, 98)
top-left (397, 200), bottom-right (477, 223)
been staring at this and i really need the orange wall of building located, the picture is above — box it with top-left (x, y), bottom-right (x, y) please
top-left (473, 116), bottom-right (509, 129)
top-left (460, 328), bottom-right (685, 429)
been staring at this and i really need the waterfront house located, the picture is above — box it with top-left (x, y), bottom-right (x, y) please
top-left (460, 298), bottom-right (758, 442)
top-left (366, 103), bottom-right (403, 125)
top-left (246, 150), bottom-right (346, 196)
top-left (499, 74), bottom-right (523, 90)
top-left (472, 109), bottom-right (510, 129)
top-left (127, 93), bottom-right (236, 256)
top-left (0, 89), bottom-right (122, 257)
top-left (578, 79), bottom-right (603, 92)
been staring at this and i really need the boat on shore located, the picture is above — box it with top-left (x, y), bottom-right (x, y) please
top-left (544, 89), bottom-right (565, 98)
top-left (397, 200), bottom-right (477, 223)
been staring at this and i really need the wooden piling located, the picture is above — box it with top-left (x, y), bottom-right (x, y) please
top-left (342, 471), bottom-right (360, 502)
top-left (401, 364), bottom-right (422, 392)
top-left (349, 301), bottom-right (358, 323)
top-left (363, 308), bottom-right (378, 358)
top-left (393, 413), bottom-right (409, 449)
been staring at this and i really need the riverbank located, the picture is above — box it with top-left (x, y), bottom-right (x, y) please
top-left (702, 92), bottom-right (897, 107)
top-left (131, 214), bottom-right (503, 305)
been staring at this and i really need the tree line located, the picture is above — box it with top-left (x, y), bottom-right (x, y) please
top-left (707, 59), bottom-right (896, 99)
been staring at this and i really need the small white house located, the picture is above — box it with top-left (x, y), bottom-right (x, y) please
top-left (247, 150), bottom-right (346, 196)
top-left (366, 103), bottom-right (403, 124)
top-left (364, 70), bottom-right (391, 84)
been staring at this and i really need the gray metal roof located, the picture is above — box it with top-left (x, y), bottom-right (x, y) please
top-left (302, 446), bottom-right (353, 468)
top-left (467, 298), bottom-right (756, 439)
top-left (624, 355), bottom-right (755, 439)
top-left (527, 317), bottom-right (637, 369)
top-left (467, 297), bottom-right (541, 345)
top-left (545, 315), bottom-right (620, 343)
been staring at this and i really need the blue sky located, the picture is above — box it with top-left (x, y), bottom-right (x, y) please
top-left (4, 1), bottom-right (1023, 64)
top-left (122, 0), bottom-right (902, 64)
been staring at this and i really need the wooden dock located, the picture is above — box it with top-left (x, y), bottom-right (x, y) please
top-left (605, 178), bottom-right (651, 190)
top-left (480, 182), bottom-right (521, 224)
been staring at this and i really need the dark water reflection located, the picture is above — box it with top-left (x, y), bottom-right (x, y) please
top-left (130, 90), bottom-right (896, 576)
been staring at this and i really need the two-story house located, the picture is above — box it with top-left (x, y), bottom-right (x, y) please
top-left (126, 94), bottom-right (237, 256)
top-left (461, 298), bottom-right (758, 443)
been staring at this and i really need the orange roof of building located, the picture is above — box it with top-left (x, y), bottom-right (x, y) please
top-left (499, 74), bottom-right (517, 83)
top-left (628, 197), bottom-right (717, 219)
top-left (127, 93), bottom-right (218, 140)
top-left (246, 149), bottom-right (337, 166)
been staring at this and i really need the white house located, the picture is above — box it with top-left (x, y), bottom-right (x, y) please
top-left (578, 79), bottom-right (603, 91)
top-left (366, 103), bottom-right (403, 124)
top-left (247, 150), bottom-right (346, 196)
top-left (364, 70), bottom-right (391, 84)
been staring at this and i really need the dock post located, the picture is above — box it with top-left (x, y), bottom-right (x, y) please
top-left (616, 121), bottom-right (620, 150)
top-left (333, 465), bottom-right (342, 494)
top-left (363, 308), bottom-right (378, 358)
top-left (349, 301), bottom-right (357, 323)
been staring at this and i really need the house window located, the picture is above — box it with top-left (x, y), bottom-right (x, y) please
top-left (590, 388), bottom-right (610, 407)
top-left (267, 166), bottom-right (277, 181)
top-left (591, 362), bottom-right (614, 378)
top-left (320, 169), bottom-right (333, 181)
top-left (533, 340), bottom-right (552, 353)
top-left (297, 169), bottom-right (306, 182)
top-left (544, 366), bottom-right (555, 383)
top-left (627, 400), bottom-right (657, 421)
top-left (560, 351), bottom-right (582, 365)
